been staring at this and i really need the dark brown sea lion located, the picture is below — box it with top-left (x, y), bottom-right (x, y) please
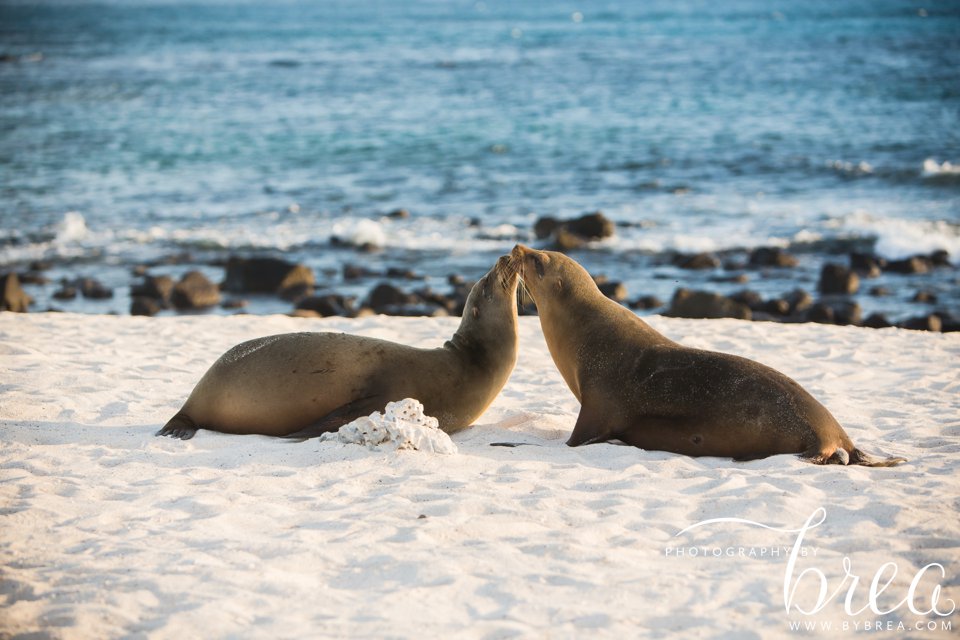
top-left (157, 258), bottom-right (519, 440)
top-left (509, 244), bottom-right (905, 467)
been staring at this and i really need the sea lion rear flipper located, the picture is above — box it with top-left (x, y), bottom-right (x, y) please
top-left (281, 395), bottom-right (384, 441)
top-left (849, 448), bottom-right (907, 467)
top-left (566, 396), bottom-right (616, 447)
top-left (156, 412), bottom-right (199, 440)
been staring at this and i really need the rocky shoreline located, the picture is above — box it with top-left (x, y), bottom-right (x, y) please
top-left (2, 212), bottom-right (957, 333)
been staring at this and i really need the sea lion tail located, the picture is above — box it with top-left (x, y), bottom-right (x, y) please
top-left (849, 448), bottom-right (908, 468)
top-left (156, 412), bottom-right (199, 440)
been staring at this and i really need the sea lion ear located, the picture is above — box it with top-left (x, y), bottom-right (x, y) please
top-left (472, 306), bottom-right (480, 319)
top-left (556, 278), bottom-right (563, 292)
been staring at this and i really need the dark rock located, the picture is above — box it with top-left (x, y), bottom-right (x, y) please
top-left (447, 274), bottom-right (465, 286)
top-left (806, 303), bottom-right (835, 325)
top-left (131, 275), bottom-right (174, 304)
top-left (729, 290), bottom-right (764, 310)
top-left (367, 283), bottom-right (418, 312)
top-left (387, 267), bottom-right (421, 280)
top-left (760, 299), bottom-right (791, 316)
top-left (711, 273), bottom-right (750, 284)
top-left (296, 294), bottom-right (353, 317)
top-left (565, 212), bottom-right (615, 240)
top-left (223, 257), bottom-right (315, 296)
top-left (868, 286), bottom-right (891, 297)
top-left (850, 252), bottom-right (885, 278)
top-left (808, 300), bottom-right (861, 326)
top-left (784, 289), bottom-right (813, 314)
top-left (934, 312), bottom-right (960, 333)
top-left (131, 264), bottom-right (150, 277)
top-left (343, 264), bottom-right (379, 280)
top-left (818, 264), bottom-right (859, 295)
top-left (551, 227), bottom-right (587, 251)
top-left (862, 313), bottom-right (892, 329)
top-left (666, 289), bottom-right (752, 320)
top-left (221, 298), bottom-right (248, 310)
top-left (912, 290), bottom-right (938, 304)
top-left (18, 271), bottom-right (49, 285)
top-left (899, 315), bottom-right (942, 332)
top-left (53, 285), bottom-right (77, 300)
top-left (675, 252), bottom-right (720, 270)
top-left (533, 216), bottom-right (561, 240)
top-left (1, 273), bottom-right (32, 312)
top-left (387, 208), bottom-right (410, 219)
top-left (30, 261), bottom-right (53, 272)
top-left (598, 281), bottom-right (628, 303)
top-left (749, 247), bottom-right (798, 268)
top-left (629, 295), bottom-right (664, 310)
top-left (79, 278), bottom-right (113, 299)
top-left (130, 296), bottom-right (162, 317)
top-left (379, 304), bottom-right (449, 318)
top-left (886, 256), bottom-right (931, 274)
top-left (930, 249), bottom-right (951, 267)
top-left (172, 271), bottom-right (221, 310)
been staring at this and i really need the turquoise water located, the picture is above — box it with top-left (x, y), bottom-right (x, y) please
top-left (1, 0), bottom-right (958, 317)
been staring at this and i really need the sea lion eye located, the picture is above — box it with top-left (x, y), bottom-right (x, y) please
top-left (533, 256), bottom-right (545, 277)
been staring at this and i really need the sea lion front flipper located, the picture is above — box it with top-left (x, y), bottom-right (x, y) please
top-left (281, 395), bottom-right (384, 441)
top-left (566, 395), bottom-right (616, 447)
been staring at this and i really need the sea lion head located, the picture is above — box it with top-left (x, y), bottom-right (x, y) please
top-left (455, 255), bottom-right (520, 347)
top-left (507, 244), bottom-right (596, 309)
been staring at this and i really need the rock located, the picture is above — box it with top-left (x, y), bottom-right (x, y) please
top-left (818, 264), bottom-right (859, 295)
top-left (52, 285), bottom-right (77, 300)
top-left (934, 312), bottom-right (960, 333)
top-left (629, 295), bottom-right (664, 310)
top-left (221, 298), bottom-right (248, 310)
top-left (886, 256), bottom-right (931, 274)
top-left (868, 286), bottom-right (891, 297)
top-left (759, 299), bottom-right (791, 316)
top-left (296, 294), bottom-right (353, 317)
top-left (387, 208), bottom-right (410, 219)
top-left (807, 300), bottom-right (861, 326)
top-left (565, 212), bottom-right (615, 240)
top-left (379, 304), bottom-right (449, 317)
top-left (30, 260), bottom-right (53, 272)
top-left (930, 249), bottom-right (951, 267)
top-left (729, 290), bottom-right (764, 310)
top-left (131, 275), bottom-right (174, 304)
top-left (784, 289), bottom-right (813, 314)
top-left (675, 252), bottom-right (720, 270)
top-left (78, 278), bottom-right (113, 299)
top-left (862, 313), bottom-right (892, 329)
top-left (551, 227), bottom-right (587, 251)
top-left (850, 252), bottom-right (884, 278)
top-left (1, 273), bottom-right (32, 312)
top-left (386, 267), bottom-right (421, 280)
top-left (899, 315), bottom-right (942, 332)
top-left (414, 288), bottom-right (458, 313)
top-left (343, 264), bottom-right (379, 280)
top-left (130, 297), bottom-right (162, 317)
top-left (749, 247), bottom-right (798, 268)
top-left (598, 281), bottom-right (628, 302)
top-left (912, 290), bottom-right (938, 304)
top-left (666, 289), bottom-right (752, 320)
top-left (289, 309), bottom-right (322, 319)
top-left (172, 271), bottom-right (221, 310)
top-left (367, 283), bottom-right (418, 312)
top-left (533, 216), bottom-right (561, 240)
top-left (223, 257), bottom-right (315, 297)
top-left (806, 303), bottom-right (835, 324)
top-left (18, 271), bottom-right (49, 285)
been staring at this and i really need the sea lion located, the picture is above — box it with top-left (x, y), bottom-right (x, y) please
top-left (156, 257), bottom-right (519, 440)
top-left (508, 244), bottom-right (905, 467)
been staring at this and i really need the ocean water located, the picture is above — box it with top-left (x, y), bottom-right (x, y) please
top-left (1, 0), bottom-right (958, 319)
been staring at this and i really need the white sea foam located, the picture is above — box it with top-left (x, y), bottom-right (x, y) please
top-left (839, 211), bottom-right (960, 260)
top-left (321, 398), bottom-right (457, 454)
top-left (922, 158), bottom-right (960, 176)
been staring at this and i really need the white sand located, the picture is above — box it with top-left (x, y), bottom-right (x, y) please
top-left (1, 312), bottom-right (958, 638)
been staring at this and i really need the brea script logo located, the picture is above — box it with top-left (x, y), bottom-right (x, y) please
top-left (672, 508), bottom-right (956, 618)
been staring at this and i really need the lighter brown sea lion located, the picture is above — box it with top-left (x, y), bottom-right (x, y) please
top-left (509, 244), bottom-right (905, 467)
top-left (156, 258), bottom-right (519, 440)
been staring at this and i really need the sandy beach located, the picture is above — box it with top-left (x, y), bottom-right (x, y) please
top-left (1, 312), bottom-right (957, 638)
